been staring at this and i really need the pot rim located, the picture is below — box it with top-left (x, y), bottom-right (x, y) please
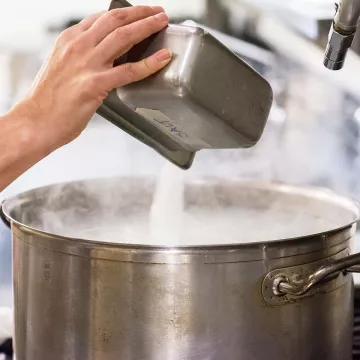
top-left (2, 177), bottom-right (360, 261)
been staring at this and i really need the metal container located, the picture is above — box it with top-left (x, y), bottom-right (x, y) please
top-left (97, 0), bottom-right (273, 169)
top-left (2, 178), bottom-right (360, 360)
top-left (0, 223), bottom-right (12, 308)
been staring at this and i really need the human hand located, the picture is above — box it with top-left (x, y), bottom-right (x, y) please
top-left (19, 6), bottom-right (171, 149)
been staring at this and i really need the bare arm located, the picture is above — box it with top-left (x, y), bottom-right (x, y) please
top-left (0, 6), bottom-right (171, 192)
top-left (0, 103), bottom-right (51, 191)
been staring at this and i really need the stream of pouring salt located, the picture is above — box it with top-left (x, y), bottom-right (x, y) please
top-left (149, 162), bottom-right (185, 246)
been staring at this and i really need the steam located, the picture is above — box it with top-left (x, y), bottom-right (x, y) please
top-left (33, 162), bottom-right (187, 246)
top-left (16, 159), bottom-right (354, 247)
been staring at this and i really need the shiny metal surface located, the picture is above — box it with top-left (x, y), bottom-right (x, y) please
top-left (278, 251), bottom-right (360, 296)
top-left (2, 179), bottom-right (360, 360)
top-left (324, 0), bottom-right (360, 70)
top-left (268, 248), bottom-right (360, 298)
top-left (324, 23), bottom-right (356, 70)
top-left (97, 1), bottom-right (273, 169)
top-left (0, 222), bottom-right (12, 308)
top-left (262, 248), bottom-right (352, 305)
top-left (180, 20), bottom-right (275, 66)
top-left (335, 0), bottom-right (360, 33)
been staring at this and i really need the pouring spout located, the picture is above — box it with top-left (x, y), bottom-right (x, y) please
top-left (324, 0), bottom-right (360, 70)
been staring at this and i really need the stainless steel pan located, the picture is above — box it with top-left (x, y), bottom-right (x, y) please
top-left (2, 178), bottom-right (360, 359)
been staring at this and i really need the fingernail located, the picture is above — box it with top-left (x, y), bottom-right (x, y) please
top-left (157, 49), bottom-right (172, 62)
top-left (151, 6), bottom-right (165, 13)
top-left (154, 12), bottom-right (168, 22)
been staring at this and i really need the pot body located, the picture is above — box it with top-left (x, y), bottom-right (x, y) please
top-left (11, 224), bottom-right (355, 360)
top-left (4, 179), bottom-right (359, 360)
top-left (0, 221), bottom-right (12, 307)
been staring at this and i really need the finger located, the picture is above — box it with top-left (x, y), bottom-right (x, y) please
top-left (95, 12), bottom-right (169, 62)
top-left (78, 11), bottom-right (106, 31)
top-left (103, 49), bottom-right (172, 89)
top-left (56, 12), bottom-right (106, 43)
top-left (84, 6), bottom-right (164, 46)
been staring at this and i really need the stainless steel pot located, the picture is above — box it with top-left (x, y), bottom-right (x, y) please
top-left (2, 178), bottom-right (360, 360)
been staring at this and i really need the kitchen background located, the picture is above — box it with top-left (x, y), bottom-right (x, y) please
top-left (1, 0), bottom-right (360, 338)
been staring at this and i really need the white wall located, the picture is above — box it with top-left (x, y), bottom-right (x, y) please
top-left (0, 0), bottom-right (205, 50)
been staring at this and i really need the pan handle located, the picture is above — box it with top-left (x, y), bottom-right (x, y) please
top-left (0, 201), bottom-right (11, 229)
top-left (271, 251), bottom-right (360, 297)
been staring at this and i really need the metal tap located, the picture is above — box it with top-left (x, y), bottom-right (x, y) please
top-left (324, 0), bottom-right (360, 70)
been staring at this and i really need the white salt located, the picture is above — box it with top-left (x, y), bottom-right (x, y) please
top-left (149, 162), bottom-right (185, 246)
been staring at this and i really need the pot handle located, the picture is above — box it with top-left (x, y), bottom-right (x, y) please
top-left (0, 200), bottom-right (10, 229)
top-left (272, 252), bottom-right (360, 297)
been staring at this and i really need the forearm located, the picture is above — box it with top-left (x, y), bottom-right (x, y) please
top-left (0, 101), bottom-right (54, 192)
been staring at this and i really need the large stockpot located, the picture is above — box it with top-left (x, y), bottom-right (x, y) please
top-left (2, 178), bottom-right (360, 360)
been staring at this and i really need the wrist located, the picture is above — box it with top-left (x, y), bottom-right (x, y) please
top-left (6, 99), bottom-right (57, 160)
top-left (0, 101), bottom-right (56, 190)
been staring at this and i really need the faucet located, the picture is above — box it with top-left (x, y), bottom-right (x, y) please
top-left (324, 0), bottom-right (360, 70)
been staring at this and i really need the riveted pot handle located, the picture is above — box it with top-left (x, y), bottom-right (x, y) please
top-left (0, 201), bottom-right (10, 229)
top-left (272, 252), bottom-right (360, 297)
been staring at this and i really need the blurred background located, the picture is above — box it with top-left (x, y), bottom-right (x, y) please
top-left (1, 0), bottom-right (360, 307)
